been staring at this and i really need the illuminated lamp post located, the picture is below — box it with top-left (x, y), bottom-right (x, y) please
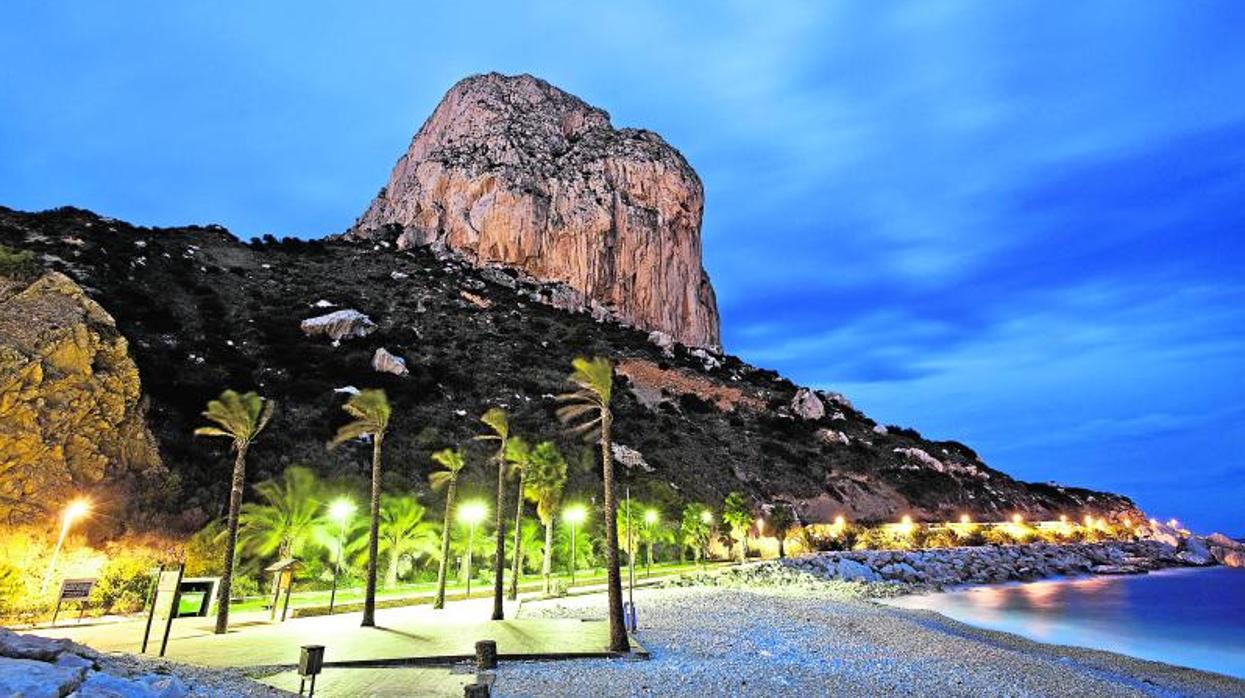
top-left (458, 501), bottom-right (487, 597)
top-left (643, 509), bottom-right (659, 576)
top-left (563, 505), bottom-right (587, 586)
top-left (327, 498), bottom-right (355, 614)
top-left (42, 499), bottom-right (91, 595)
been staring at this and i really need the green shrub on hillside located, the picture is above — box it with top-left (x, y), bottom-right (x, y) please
top-left (0, 245), bottom-right (39, 280)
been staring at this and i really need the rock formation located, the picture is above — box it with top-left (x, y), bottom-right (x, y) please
top-left (349, 73), bottom-right (721, 349)
top-left (0, 271), bottom-right (162, 522)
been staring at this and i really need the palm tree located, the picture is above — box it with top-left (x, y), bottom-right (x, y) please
top-left (475, 407), bottom-right (510, 621)
top-left (679, 503), bottom-right (711, 565)
top-left (238, 466), bottom-right (324, 560)
top-left (767, 503), bottom-right (799, 559)
top-left (556, 356), bottom-right (629, 653)
top-left (377, 495), bottom-right (441, 588)
top-left (194, 389), bottom-right (275, 635)
top-left (722, 492), bottom-right (754, 563)
top-left (504, 437), bottom-right (534, 601)
top-left (429, 447), bottom-right (467, 609)
top-left (327, 388), bottom-right (391, 627)
top-left (523, 441), bottom-right (567, 595)
top-left (640, 510), bottom-right (674, 575)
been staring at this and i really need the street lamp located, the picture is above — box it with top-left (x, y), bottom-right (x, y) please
top-left (644, 510), bottom-right (659, 576)
top-left (327, 498), bottom-right (355, 613)
top-left (42, 498), bottom-right (91, 595)
top-left (563, 505), bottom-right (587, 586)
top-left (458, 501), bottom-right (487, 597)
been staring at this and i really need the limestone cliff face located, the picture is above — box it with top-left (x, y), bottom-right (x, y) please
top-left (350, 73), bottom-right (721, 350)
top-left (0, 271), bottom-right (162, 522)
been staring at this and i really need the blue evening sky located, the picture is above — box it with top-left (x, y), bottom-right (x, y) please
top-left (2, 2), bottom-right (1242, 533)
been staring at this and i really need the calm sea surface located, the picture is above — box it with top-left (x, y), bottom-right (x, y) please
top-left (884, 566), bottom-right (1245, 679)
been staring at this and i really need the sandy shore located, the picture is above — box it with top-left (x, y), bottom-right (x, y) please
top-left (501, 586), bottom-right (1245, 697)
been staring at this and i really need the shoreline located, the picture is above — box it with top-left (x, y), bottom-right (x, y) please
top-left (504, 584), bottom-right (1245, 696)
top-left (880, 565), bottom-right (1245, 682)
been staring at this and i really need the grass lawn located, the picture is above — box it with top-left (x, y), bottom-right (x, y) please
top-left (227, 559), bottom-right (724, 614)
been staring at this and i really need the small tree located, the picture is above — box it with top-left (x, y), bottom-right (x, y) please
top-left (238, 466), bottom-right (323, 560)
top-left (522, 442), bottom-right (567, 595)
top-left (194, 389), bottom-right (274, 635)
top-left (767, 503), bottom-right (799, 559)
top-left (327, 389), bottom-right (391, 628)
top-left (377, 495), bottom-right (440, 588)
top-left (722, 492), bottom-right (754, 563)
top-left (429, 448), bottom-right (467, 609)
top-left (679, 503), bottom-right (711, 565)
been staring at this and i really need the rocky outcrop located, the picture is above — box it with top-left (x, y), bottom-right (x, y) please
top-left (299, 309), bottom-right (376, 343)
top-left (0, 271), bottom-right (162, 522)
top-left (1206, 533), bottom-right (1245, 568)
top-left (349, 73), bottom-right (721, 349)
top-left (791, 388), bottom-right (825, 420)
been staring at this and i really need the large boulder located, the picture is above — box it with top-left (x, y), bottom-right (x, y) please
top-left (0, 656), bottom-right (86, 697)
top-left (1177, 536), bottom-right (1215, 566)
top-left (299, 309), bottom-right (376, 343)
top-left (348, 73), bottom-right (720, 349)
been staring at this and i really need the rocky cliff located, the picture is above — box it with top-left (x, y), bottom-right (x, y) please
top-left (0, 267), bottom-right (163, 523)
top-left (350, 73), bottom-right (721, 350)
top-left (0, 207), bottom-right (1140, 532)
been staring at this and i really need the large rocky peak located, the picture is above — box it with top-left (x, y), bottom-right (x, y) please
top-left (350, 72), bottom-right (721, 350)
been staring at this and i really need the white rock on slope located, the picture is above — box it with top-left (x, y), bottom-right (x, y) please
top-left (300, 309), bottom-right (377, 343)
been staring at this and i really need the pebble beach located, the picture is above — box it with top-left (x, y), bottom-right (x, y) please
top-left (500, 585), bottom-right (1245, 697)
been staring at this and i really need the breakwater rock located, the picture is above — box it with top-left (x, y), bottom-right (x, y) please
top-left (0, 628), bottom-right (279, 697)
top-left (677, 541), bottom-right (1192, 594)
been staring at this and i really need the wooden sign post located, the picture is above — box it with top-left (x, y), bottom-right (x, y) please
top-left (141, 564), bottom-right (184, 657)
top-left (264, 559), bottom-right (302, 622)
top-left (51, 578), bottom-right (96, 626)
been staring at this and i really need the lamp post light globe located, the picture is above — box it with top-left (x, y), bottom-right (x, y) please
top-left (644, 510), bottom-right (659, 525)
top-left (700, 510), bottom-right (713, 525)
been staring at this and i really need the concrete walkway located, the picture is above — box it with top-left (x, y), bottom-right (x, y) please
top-left (36, 597), bottom-right (628, 669)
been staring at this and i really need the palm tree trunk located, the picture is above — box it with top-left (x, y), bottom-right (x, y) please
top-left (214, 444), bottom-right (247, 634)
top-left (600, 413), bottom-right (630, 653)
top-left (507, 471), bottom-right (525, 600)
top-left (491, 452), bottom-right (506, 621)
top-left (542, 519), bottom-right (553, 596)
top-left (362, 434), bottom-right (383, 627)
top-left (433, 478), bottom-right (457, 609)
top-left (778, 534), bottom-right (786, 559)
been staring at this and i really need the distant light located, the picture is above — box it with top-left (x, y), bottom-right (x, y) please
top-left (644, 509), bottom-right (659, 525)
top-left (960, 514), bottom-right (971, 525)
top-left (329, 498), bottom-right (355, 523)
top-left (833, 514), bottom-right (846, 528)
top-left (700, 510), bottom-right (713, 524)
top-left (1011, 513), bottom-right (1023, 525)
top-left (458, 500), bottom-right (488, 525)
top-left (756, 518), bottom-right (765, 533)
top-left (564, 504), bottom-right (587, 525)
top-left (1059, 515), bottom-right (1068, 523)
top-left (1084, 515), bottom-right (1094, 527)
top-left (1167, 518), bottom-right (1180, 529)
top-left (64, 499), bottom-right (91, 525)
top-left (898, 515), bottom-right (915, 535)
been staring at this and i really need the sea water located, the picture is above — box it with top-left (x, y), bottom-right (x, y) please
top-left (884, 566), bottom-right (1245, 679)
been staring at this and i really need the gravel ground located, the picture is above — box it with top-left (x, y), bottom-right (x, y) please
top-left (93, 652), bottom-right (290, 696)
top-left (500, 586), bottom-right (1245, 697)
